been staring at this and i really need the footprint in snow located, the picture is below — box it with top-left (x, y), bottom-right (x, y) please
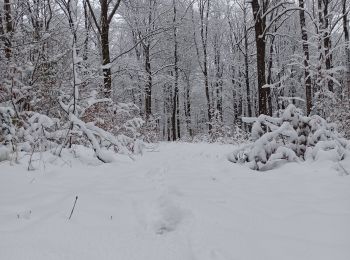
top-left (145, 167), bottom-right (169, 191)
top-left (148, 196), bottom-right (185, 235)
top-left (17, 210), bottom-right (32, 220)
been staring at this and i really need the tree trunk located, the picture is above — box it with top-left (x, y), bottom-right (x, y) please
top-left (251, 0), bottom-right (268, 115)
top-left (172, 0), bottom-right (180, 140)
top-left (198, 0), bottom-right (212, 131)
top-left (316, 0), bottom-right (324, 91)
top-left (144, 44), bottom-right (152, 120)
top-left (100, 1), bottom-right (112, 98)
top-left (243, 9), bottom-right (252, 118)
top-left (131, 29), bottom-right (143, 114)
top-left (167, 83), bottom-right (172, 141)
top-left (237, 70), bottom-right (243, 126)
top-left (83, 0), bottom-right (90, 61)
top-left (266, 11), bottom-right (276, 116)
top-left (86, 0), bottom-right (121, 99)
top-left (4, 0), bottom-right (12, 60)
top-left (267, 38), bottom-right (274, 115)
top-left (185, 74), bottom-right (192, 137)
top-left (204, 62), bottom-right (212, 128)
top-left (0, 8), bottom-right (5, 53)
top-left (299, 0), bottom-right (312, 115)
top-left (323, 0), bottom-right (333, 92)
top-left (214, 36), bottom-right (223, 120)
top-left (343, 0), bottom-right (350, 106)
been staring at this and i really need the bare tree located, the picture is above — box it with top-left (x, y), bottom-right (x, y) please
top-left (86, 0), bottom-right (122, 98)
top-left (3, 0), bottom-right (12, 60)
top-left (171, 0), bottom-right (180, 140)
top-left (298, 0), bottom-right (312, 115)
top-left (251, 0), bottom-right (269, 115)
top-left (343, 0), bottom-right (350, 106)
top-left (193, 0), bottom-right (212, 131)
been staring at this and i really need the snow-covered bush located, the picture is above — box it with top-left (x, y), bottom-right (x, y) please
top-left (0, 145), bottom-right (10, 162)
top-left (208, 110), bottom-right (230, 143)
top-left (0, 107), bottom-right (16, 146)
top-left (0, 107), bottom-right (16, 161)
top-left (206, 111), bottom-right (248, 144)
top-left (17, 112), bottom-right (61, 152)
top-left (82, 101), bottom-right (144, 139)
top-left (229, 104), bottom-right (349, 171)
top-left (192, 125), bottom-right (248, 144)
top-left (73, 100), bottom-right (145, 160)
top-left (139, 116), bottom-right (160, 143)
top-left (331, 97), bottom-right (350, 139)
top-left (1, 97), bottom-right (145, 164)
top-left (0, 105), bottom-right (62, 163)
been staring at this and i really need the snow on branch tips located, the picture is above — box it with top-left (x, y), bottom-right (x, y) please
top-left (0, 107), bottom-right (15, 161)
top-left (228, 104), bottom-right (349, 171)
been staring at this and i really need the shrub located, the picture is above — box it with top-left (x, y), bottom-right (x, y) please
top-left (229, 104), bottom-right (349, 171)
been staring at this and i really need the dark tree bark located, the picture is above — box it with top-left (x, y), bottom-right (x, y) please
top-left (131, 29), bottom-right (143, 113)
top-left (237, 70), bottom-right (243, 125)
top-left (323, 0), bottom-right (333, 92)
top-left (167, 83), bottom-right (173, 141)
top-left (299, 0), bottom-right (312, 115)
top-left (184, 72), bottom-right (192, 137)
top-left (214, 34), bottom-right (223, 120)
top-left (86, 0), bottom-right (122, 98)
top-left (193, 0), bottom-right (212, 132)
top-left (316, 0), bottom-right (333, 92)
top-left (266, 11), bottom-right (276, 116)
top-left (267, 37), bottom-right (274, 115)
top-left (172, 0), bottom-right (180, 140)
top-left (201, 0), bottom-right (212, 130)
top-left (230, 65), bottom-right (238, 124)
top-left (83, 0), bottom-right (91, 61)
top-left (343, 0), bottom-right (350, 105)
top-left (138, 0), bottom-right (157, 121)
top-left (4, 0), bottom-right (12, 60)
top-left (251, 0), bottom-right (269, 115)
top-left (316, 0), bottom-right (324, 91)
top-left (144, 43), bottom-right (152, 119)
top-left (243, 8), bottom-right (252, 118)
top-left (0, 9), bottom-right (5, 55)
top-left (100, 0), bottom-right (112, 98)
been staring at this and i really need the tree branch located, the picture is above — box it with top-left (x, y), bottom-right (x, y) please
top-left (107, 0), bottom-right (122, 24)
top-left (85, 0), bottom-right (101, 35)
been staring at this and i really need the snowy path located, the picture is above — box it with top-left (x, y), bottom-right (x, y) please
top-left (1, 142), bottom-right (350, 260)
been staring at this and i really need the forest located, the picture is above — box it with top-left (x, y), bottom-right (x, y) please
top-left (1, 0), bottom-right (350, 154)
top-left (1, 1), bottom-right (350, 260)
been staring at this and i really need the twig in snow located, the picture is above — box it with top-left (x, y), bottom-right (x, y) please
top-left (68, 196), bottom-right (78, 220)
top-left (27, 146), bottom-right (36, 171)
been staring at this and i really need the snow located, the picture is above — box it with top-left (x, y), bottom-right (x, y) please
top-left (233, 104), bottom-right (349, 170)
top-left (0, 142), bottom-right (350, 260)
top-left (0, 145), bottom-right (10, 162)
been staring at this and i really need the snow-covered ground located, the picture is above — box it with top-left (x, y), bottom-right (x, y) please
top-left (1, 142), bottom-right (350, 260)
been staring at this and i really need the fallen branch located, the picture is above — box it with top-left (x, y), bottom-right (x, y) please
top-left (68, 196), bottom-right (78, 220)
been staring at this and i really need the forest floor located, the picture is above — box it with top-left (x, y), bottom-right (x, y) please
top-left (1, 142), bottom-right (350, 260)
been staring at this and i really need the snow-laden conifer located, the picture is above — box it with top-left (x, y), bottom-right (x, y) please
top-left (229, 105), bottom-right (349, 170)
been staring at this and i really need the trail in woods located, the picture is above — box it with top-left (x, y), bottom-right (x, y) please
top-left (0, 142), bottom-right (350, 260)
